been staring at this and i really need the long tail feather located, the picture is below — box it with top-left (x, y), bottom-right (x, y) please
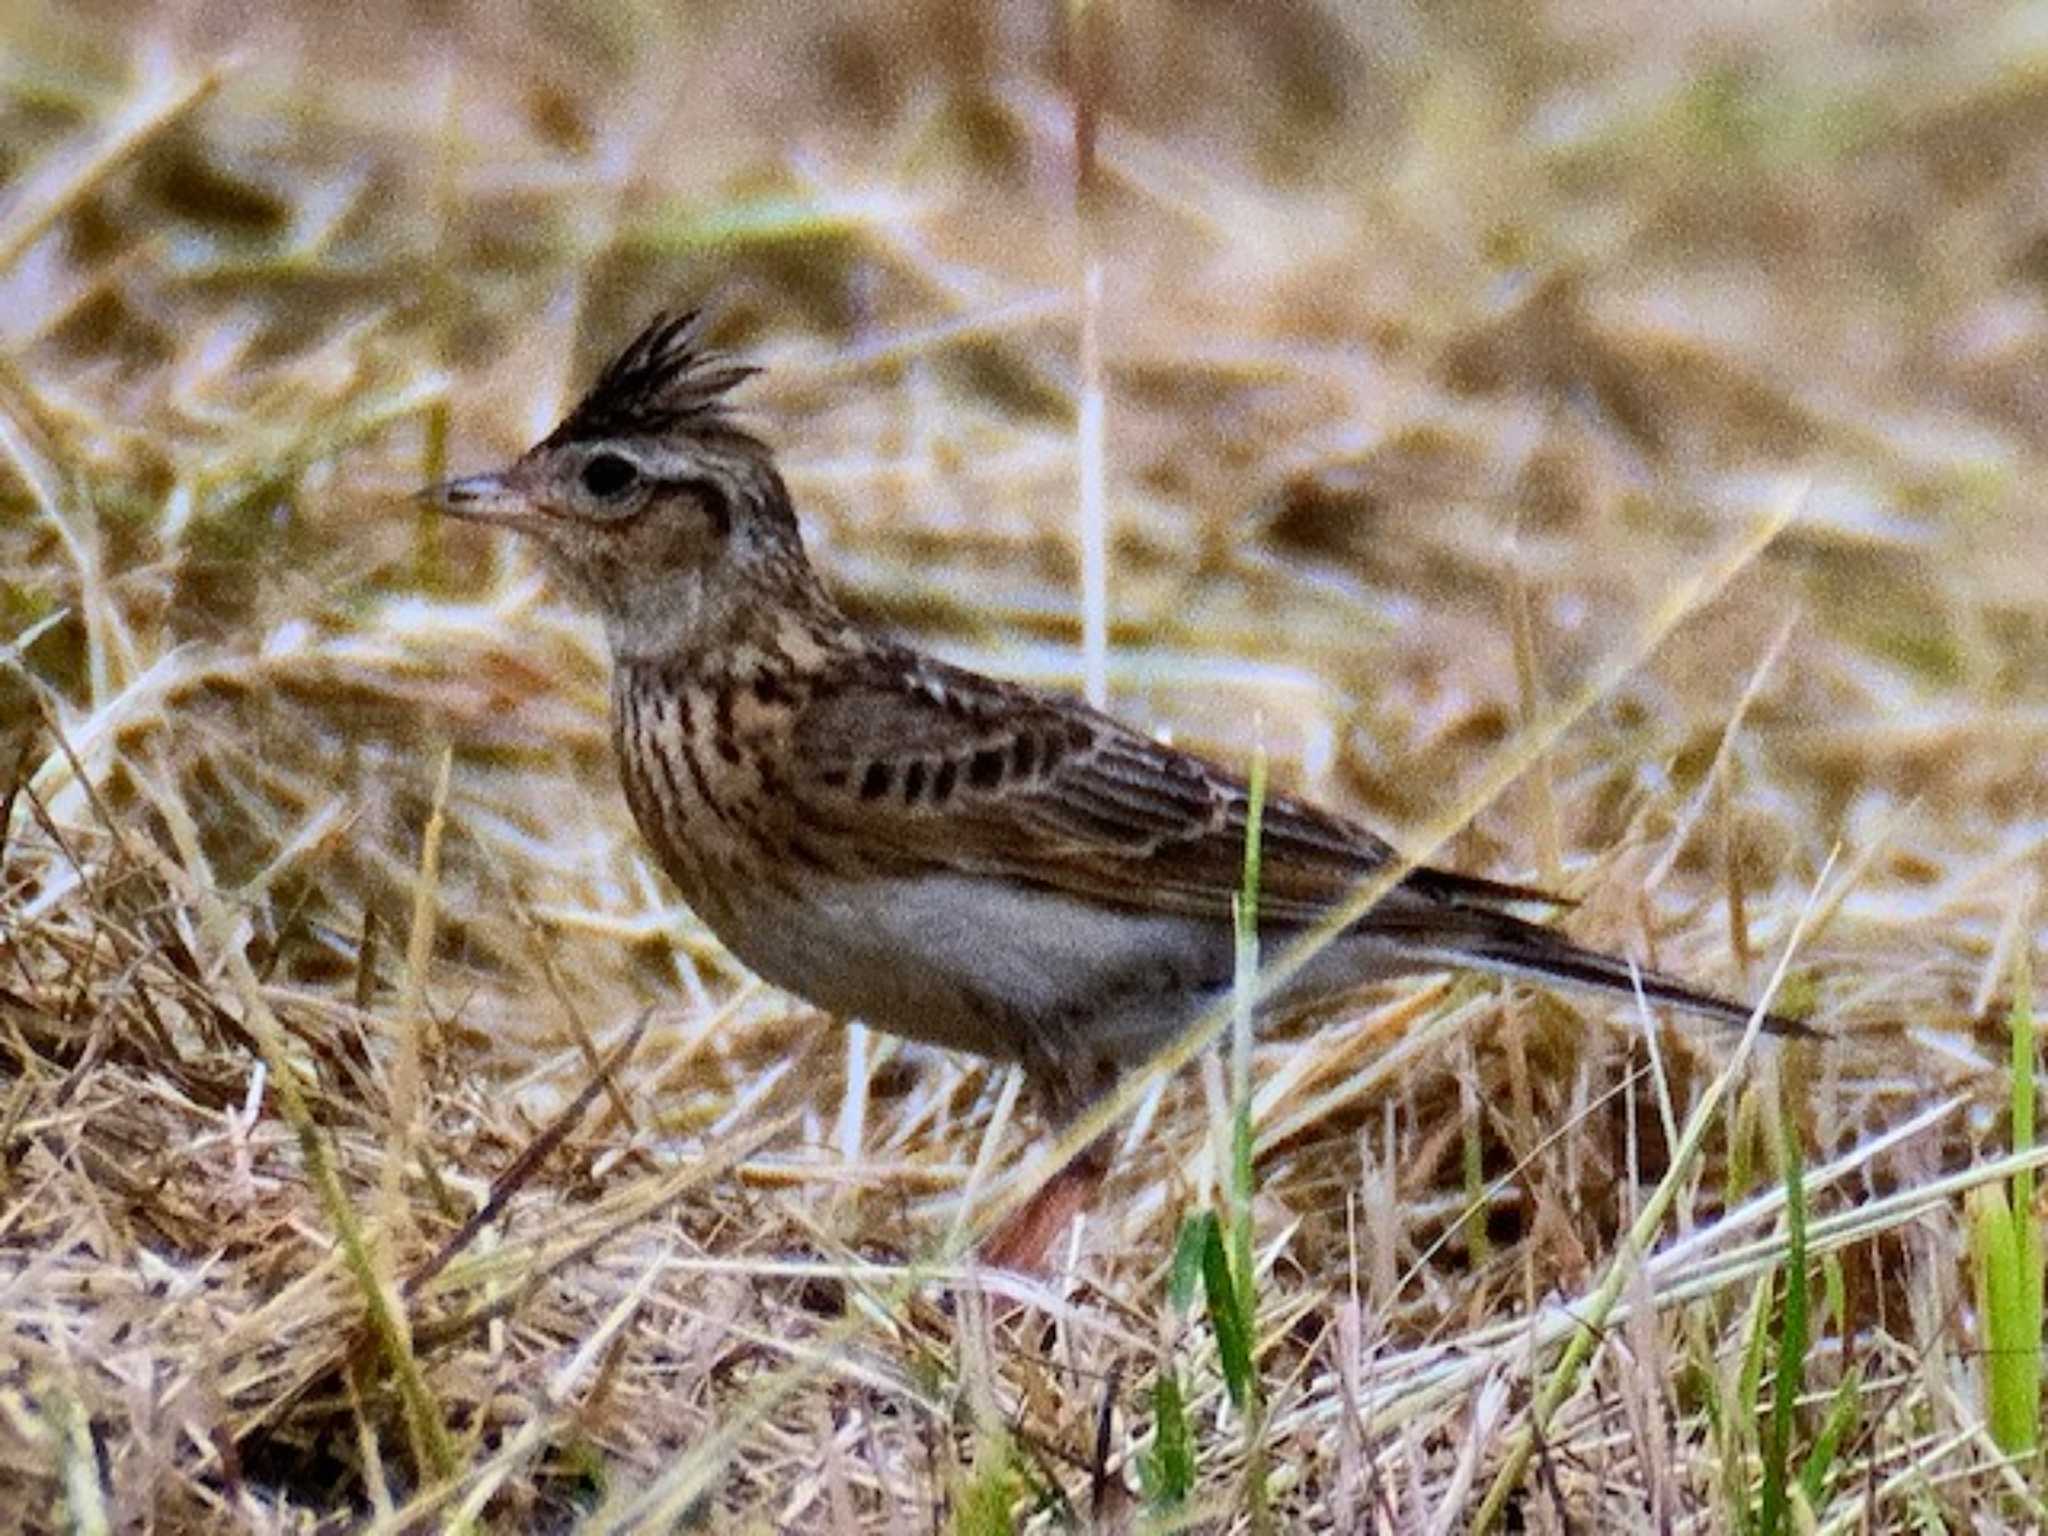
top-left (1400, 909), bottom-right (1815, 1038)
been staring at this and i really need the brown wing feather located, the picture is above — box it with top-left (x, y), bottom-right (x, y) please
top-left (793, 648), bottom-right (1564, 927)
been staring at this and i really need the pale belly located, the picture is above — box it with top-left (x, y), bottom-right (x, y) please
top-left (702, 872), bottom-right (1243, 1070)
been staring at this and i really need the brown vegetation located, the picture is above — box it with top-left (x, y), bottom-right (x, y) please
top-left (2, 2), bottom-right (2043, 1529)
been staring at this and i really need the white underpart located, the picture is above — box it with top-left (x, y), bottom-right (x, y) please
top-left (715, 872), bottom-right (1229, 1064)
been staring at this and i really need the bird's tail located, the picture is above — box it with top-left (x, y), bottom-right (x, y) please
top-left (1395, 908), bottom-right (1814, 1038)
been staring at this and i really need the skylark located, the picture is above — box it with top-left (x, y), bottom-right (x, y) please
top-left (424, 310), bottom-right (1798, 1254)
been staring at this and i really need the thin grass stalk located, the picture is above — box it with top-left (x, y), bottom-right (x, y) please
top-left (1505, 536), bottom-right (1561, 886)
top-left (1758, 1090), bottom-right (1810, 1534)
top-left (48, 1383), bottom-right (109, 1536)
top-left (1230, 745), bottom-right (1270, 1532)
top-left (383, 745), bottom-right (451, 1257)
top-left (1069, 0), bottom-right (1109, 710)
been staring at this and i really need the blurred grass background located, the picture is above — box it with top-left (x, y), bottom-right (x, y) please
top-left (2, 1), bottom-right (2045, 1530)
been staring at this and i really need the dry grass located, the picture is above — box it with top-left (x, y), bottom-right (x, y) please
top-left (3, 1), bottom-right (2046, 1530)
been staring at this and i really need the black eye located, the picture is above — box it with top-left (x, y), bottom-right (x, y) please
top-left (580, 453), bottom-right (639, 499)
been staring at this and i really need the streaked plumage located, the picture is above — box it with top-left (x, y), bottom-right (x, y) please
top-left (426, 309), bottom-right (1801, 1120)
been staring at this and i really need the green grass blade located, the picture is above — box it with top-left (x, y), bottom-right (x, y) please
top-left (1800, 1365), bottom-right (1861, 1509)
top-left (1759, 1104), bottom-right (1810, 1536)
top-left (1140, 1370), bottom-right (1195, 1509)
top-left (1972, 950), bottom-right (2041, 1455)
top-left (1200, 1209), bottom-right (1254, 1412)
top-left (1970, 1184), bottom-right (2027, 1452)
top-left (2010, 953), bottom-right (2041, 1452)
top-left (1170, 1212), bottom-right (1213, 1313)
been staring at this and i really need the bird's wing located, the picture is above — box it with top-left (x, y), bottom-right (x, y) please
top-left (792, 648), bottom-right (1559, 927)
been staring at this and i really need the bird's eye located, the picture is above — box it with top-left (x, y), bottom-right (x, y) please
top-left (579, 453), bottom-right (640, 500)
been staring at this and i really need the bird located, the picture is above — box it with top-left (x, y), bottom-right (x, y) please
top-left (423, 308), bottom-right (1804, 1263)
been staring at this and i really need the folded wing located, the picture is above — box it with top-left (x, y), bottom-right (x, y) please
top-left (793, 647), bottom-right (1560, 927)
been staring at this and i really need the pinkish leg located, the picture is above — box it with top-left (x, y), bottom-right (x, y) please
top-left (980, 1137), bottom-right (1110, 1273)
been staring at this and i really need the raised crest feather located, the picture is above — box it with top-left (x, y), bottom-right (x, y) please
top-left (545, 308), bottom-right (760, 447)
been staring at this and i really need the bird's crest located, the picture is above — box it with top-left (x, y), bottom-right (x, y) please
top-left (545, 309), bottom-right (759, 447)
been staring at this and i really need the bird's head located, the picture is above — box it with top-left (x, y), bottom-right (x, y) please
top-left (424, 310), bottom-right (816, 661)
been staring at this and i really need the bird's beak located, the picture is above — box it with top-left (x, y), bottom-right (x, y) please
top-left (416, 472), bottom-right (542, 533)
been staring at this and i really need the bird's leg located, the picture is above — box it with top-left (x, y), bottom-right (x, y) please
top-left (979, 1050), bottom-right (1117, 1273)
top-left (979, 1131), bottom-right (1111, 1273)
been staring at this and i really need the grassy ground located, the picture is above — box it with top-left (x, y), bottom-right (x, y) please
top-left (3, 1), bottom-right (2046, 1530)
